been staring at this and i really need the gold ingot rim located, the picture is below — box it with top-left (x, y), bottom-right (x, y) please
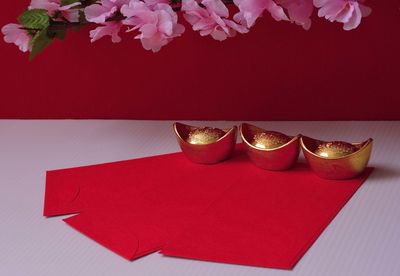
top-left (300, 136), bottom-right (373, 160)
top-left (173, 122), bottom-right (237, 147)
top-left (240, 123), bottom-right (300, 151)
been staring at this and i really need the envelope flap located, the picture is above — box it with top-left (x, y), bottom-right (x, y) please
top-left (44, 170), bottom-right (82, 216)
top-left (64, 212), bottom-right (167, 260)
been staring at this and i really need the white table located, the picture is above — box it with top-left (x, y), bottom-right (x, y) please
top-left (1, 120), bottom-right (399, 276)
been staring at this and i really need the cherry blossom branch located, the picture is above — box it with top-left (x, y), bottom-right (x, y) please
top-left (28, 0), bottom-right (237, 33)
top-left (1, 0), bottom-right (373, 60)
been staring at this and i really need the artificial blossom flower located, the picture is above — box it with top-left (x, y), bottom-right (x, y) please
top-left (29, 0), bottom-right (81, 22)
top-left (89, 21), bottom-right (123, 43)
top-left (84, 0), bottom-right (130, 23)
top-left (121, 0), bottom-right (185, 52)
top-left (313, 0), bottom-right (372, 30)
top-left (182, 0), bottom-right (248, 41)
top-left (1, 23), bottom-right (32, 52)
top-left (233, 0), bottom-right (289, 28)
top-left (85, 0), bottom-right (131, 44)
top-left (276, 0), bottom-right (314, 30)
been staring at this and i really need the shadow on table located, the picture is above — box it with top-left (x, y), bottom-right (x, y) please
top-left (367, 166), bottom-right (400, 182)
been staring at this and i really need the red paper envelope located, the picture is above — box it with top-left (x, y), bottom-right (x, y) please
top-left (162, 167), bottom-right (373, 269)
top-left (44, 149), bottom-right (242, 259)
top-left (64, 211), bottom-right (172, 260)
top-left (44, 146), bottom-right (372, 268)
top-left (44, 151), bottom-right (237, 217)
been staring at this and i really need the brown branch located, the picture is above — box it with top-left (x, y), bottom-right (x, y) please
top-left (39, 0), bottom-right (235, 31)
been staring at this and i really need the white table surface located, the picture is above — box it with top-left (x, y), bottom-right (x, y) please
top-left (1, 120), bottom-right (399, 276)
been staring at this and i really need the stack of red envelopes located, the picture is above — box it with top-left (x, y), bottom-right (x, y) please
top-left (44, 145), bottom-right (372, 269)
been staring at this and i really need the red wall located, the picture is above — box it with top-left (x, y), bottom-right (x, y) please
top-left (0, 1), bottom-right (399, 120)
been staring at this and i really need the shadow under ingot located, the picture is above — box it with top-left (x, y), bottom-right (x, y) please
top-left (240, 123), bottom-right (300, 171)
top-left (301, 136), bottom-right (373, 179)
top-left (173, 122), bottom-right (237, 164)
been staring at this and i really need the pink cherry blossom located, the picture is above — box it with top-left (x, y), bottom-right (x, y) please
top-left (29, 0), bottom-right (81, 22)
top-left (1, 23), bottom-right (32, 52)
top-left (89, 21), bottom-right (123, 43)
top-left (313, 0), bottom-right (372, 30)
top-left (84, 0), bottom-right (130, 23)
top-left (182, 0), bottom-right (248, 41)
top-left (121, 0), bottom-right (185, 52)
top-left (276, 0), bottom-right (313, 30)
top-left (233, 0), bottom-right (289, 28)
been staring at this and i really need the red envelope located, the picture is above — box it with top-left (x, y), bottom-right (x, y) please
top-left (44, 151), bottom-right (237, 217)
top-left (44, 149), bottom-right (241, 259)
top-left (64, 211), bottom-right (171, 260)
top-left (44, 146), bottom-right (372, 268)
top-left (162, 167), bottom-right (373, 269)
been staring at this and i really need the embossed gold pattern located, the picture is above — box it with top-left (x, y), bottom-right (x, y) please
top-left (314, 141), bottom-right (358, 158)
top-left (252, 131), bottom-right (291, 149)
top-left (187, 127), bottom-right (226, 145)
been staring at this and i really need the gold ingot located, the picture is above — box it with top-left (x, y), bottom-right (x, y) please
top-left (173, 122), bottom-right (237, 164)
top-left (240, 123), bottom-right (300, 171)
top-left (301, 136), bottom-right (373, 180)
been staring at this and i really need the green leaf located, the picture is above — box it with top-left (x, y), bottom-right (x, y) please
top-left (18, 9), bottom-right (49, 30)
top-left (29, 29), bottom-right (53, 61)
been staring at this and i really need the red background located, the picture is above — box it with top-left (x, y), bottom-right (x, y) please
top-left (0, 1), bottom-right (399, 120)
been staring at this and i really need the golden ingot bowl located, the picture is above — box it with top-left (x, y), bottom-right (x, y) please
top-left (240, 123), bottom-right (300, 171)
top-left (301, 136), bottom-right (373, 179)
top-left (173, 122), bottom-right (237, 164)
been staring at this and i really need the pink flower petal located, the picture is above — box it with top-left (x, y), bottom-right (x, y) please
top-left (85, 2), bottom-right (118, 23)
top-left (89, 21), bottom-right (122, 43)
top-left (183, 0), bottom-right (248, 41)
top-left (313, 0), bottom-right (370, 30)
top-left (1, 23), bottom-right (32, 52)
